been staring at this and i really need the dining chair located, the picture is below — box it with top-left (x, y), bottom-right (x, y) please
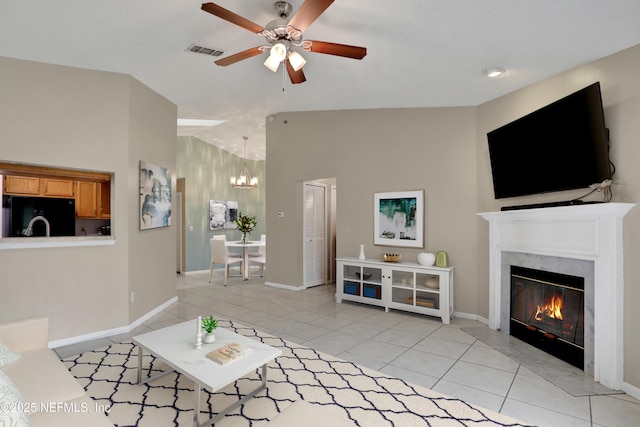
top-left (209, 237), bottom-right (243, 286)
top-left (250, 235), bottom-right (266, 277)
top-left (212, 234), bottom-right (242, 259)
top-left (249, 234), bottom-right (266, 257)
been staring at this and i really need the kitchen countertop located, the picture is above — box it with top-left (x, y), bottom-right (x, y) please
top-left (0, 235), bottom-right (115, 250)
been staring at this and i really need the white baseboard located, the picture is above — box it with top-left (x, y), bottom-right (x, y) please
top-left (453, 311), bottom-right (489, 325)
top-left (183, 269), bottom-right (210, 276)
top-left (265, 281), bottom-right (304, 291)
top-left (48, 296), bottom-right (179, 349)
top-left (623, 381), bottom-right (640, 400)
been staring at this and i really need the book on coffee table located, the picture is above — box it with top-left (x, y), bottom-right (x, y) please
top-left (206, 342), bottom-right (253, 365)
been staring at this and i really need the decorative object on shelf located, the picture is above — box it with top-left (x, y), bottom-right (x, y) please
top-left (195, 316), bottom-right (203, 349)
top-left (355, 272), bottom-right (372, 280)
top-left (424, 276), bottom-right (440, 289)
top-left (230, 136), bottom-right (258, 189)
top-left (374, 190), bottom-right (424, 248)
top-left (381, 253), bottom-right (401, 262)
top-left (417, 252), bottom-right (436, 266)
top-left (358, 244), bottom-right (366, 260)
top-left (234, 212), bottom-right (257, 243)
top-left (436, 251), bottom-right (449, 267)
top-left (209, 199), bottom-right (238, 230)
top-left (201, 315), bottom-right (219, 344)
top-left (139, 160), bottom-right (172, 230)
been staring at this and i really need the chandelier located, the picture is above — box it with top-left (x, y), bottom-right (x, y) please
top-left (230, 136), bottom-right (258, 189)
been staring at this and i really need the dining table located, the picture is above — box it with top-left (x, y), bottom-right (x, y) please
top-left (225, 240), bottom-right (266, 280)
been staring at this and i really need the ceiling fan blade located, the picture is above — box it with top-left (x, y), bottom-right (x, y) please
top-left (215, 47), bottom-right (264, 66)
top-left (201, 3), bottom-right (265, 34)
top-left (286, 59), bottom-right (306, 84)
top-left (288, 0), bottom-right (334, 33)
top-left (306, 40), bottom-right (367, 59)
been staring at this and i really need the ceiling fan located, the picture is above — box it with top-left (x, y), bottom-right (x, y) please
top-left (201, 0), bottom-right (367, 84)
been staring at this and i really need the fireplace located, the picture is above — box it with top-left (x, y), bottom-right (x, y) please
top-left (509, 265), bottom-right (584, 369)
top-left (479, 203), bottom-right (635, 390)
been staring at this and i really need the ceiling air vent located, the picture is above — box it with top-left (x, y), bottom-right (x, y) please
top-left (186, 44), bottom-right (224, 57)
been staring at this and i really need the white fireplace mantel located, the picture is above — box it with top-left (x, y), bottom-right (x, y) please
top-left (479, 203), bottom-right (635, 390)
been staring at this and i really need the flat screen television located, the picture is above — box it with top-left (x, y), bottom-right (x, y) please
top-left (487, 82), bottom-right (611, 200)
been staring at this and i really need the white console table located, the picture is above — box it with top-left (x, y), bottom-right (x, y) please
top-left (336, 257), bottom-right (454, 324)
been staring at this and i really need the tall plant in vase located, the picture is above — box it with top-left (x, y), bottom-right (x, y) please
top-left (234, 212), bottom-right (257, 243)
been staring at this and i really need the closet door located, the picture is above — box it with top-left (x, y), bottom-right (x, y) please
top-left (303, 182), bottom-right (326, 287)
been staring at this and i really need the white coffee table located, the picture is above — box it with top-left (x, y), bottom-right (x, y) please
top-left (132, 320), bottom-right (281, 427)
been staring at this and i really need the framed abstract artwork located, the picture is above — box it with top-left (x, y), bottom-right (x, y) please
top-left (374, 190), bottom-right (424, 248)
top-left (139, 161), bottom-right (172, 230)
top-left (209, 200), bottom-right (238, 230)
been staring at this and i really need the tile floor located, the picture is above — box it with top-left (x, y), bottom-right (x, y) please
top-left (55, 271), bottom-right (640, 427)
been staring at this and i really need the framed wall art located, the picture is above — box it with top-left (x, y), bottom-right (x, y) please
top-left (209, 200), bottom-right (238, 230)
top-left (374, 190), bottom-right (424, 248)
top-left (139, 160), bottom-right (172, 230)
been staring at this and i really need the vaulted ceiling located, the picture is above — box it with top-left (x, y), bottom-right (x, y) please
top-left (2, 1), bottom-right (640, 160)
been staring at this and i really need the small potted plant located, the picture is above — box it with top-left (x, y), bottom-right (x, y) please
top-left (201, 315), bottom-right (219, 343)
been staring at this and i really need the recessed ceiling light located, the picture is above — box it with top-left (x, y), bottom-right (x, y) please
top-left (485, 67), bottom-right (506, 78)
top-left (177, 119), bottom-right (225, 127)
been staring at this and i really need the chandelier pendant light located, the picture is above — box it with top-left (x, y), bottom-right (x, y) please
top-left (230, 136), bottom-right (258, 189)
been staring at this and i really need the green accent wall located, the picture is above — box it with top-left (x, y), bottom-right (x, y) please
top-left (177, 136), bottom-right (266, 272)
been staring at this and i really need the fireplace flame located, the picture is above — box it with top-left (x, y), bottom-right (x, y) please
top-left (534, 294), bottom-right (563, 321)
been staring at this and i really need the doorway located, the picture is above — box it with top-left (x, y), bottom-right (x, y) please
top-left (303, 179), bottom-right (336, 288)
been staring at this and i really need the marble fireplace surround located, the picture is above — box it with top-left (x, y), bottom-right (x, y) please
top-left (479, 203), bottom-right (635, 390)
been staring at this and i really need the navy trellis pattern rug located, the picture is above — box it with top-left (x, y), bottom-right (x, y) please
top-left (62, 320), bottom-right (533, 427)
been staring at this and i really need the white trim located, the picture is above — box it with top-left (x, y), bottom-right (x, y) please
top-left (454, 311), bottom-right (489, 326)
top-left (0, 236), bottom-right (115, 250)
top-left (623, 381), bottom-right (640, 401)
top-left (48, 296), bottom-right (178, 348)
top-left (183, 269), bottom-right (210, 275)
top-left (265, 281), bottom-right (304, 291)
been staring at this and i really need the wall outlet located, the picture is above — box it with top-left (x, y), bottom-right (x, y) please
top-left (130, 292), bottom-right (135, 303)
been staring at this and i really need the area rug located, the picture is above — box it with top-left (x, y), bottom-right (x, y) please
top-left (62, 320), bottom-right (532, 427)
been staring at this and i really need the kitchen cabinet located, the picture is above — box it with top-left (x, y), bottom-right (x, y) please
top-left (336, 257), bottom-right (454, 324)
top-left (75, 181), bottom-right (110, 219)
top-left (75, 181), bottom-right (97, 218)
top-left (4, 175), bottom-right (42, 195)
top-left (4, 175), bottom-right (75, 197)
top-left (42, 178), bottom-right (75, 197)
top-left (97, 181), bottom-right (110, 219)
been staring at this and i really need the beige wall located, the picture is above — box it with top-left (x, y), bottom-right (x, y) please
top-left (0, 57), bottom-right (177, 340)
top-left (266, 107), bottom-right (481, 313)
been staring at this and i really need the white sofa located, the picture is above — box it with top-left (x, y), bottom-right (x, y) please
top-left (0, 316), bottom-right (113, 427)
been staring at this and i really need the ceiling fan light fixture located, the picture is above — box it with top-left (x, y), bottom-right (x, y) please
top-left (288, 50), bottom-right (306, 71)
top-left (264, 54), bottom-right (281, 72)
top-left (270, 43), bottom-right (287, 61)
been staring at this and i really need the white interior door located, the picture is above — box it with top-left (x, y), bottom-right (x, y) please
top-left (303, 182), bottom-right (326, 287)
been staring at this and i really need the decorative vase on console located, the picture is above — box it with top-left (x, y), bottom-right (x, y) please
top-left (358, 244), bottom-right (366, 260)
top-left (417, 252), bottom-right (436, 266)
